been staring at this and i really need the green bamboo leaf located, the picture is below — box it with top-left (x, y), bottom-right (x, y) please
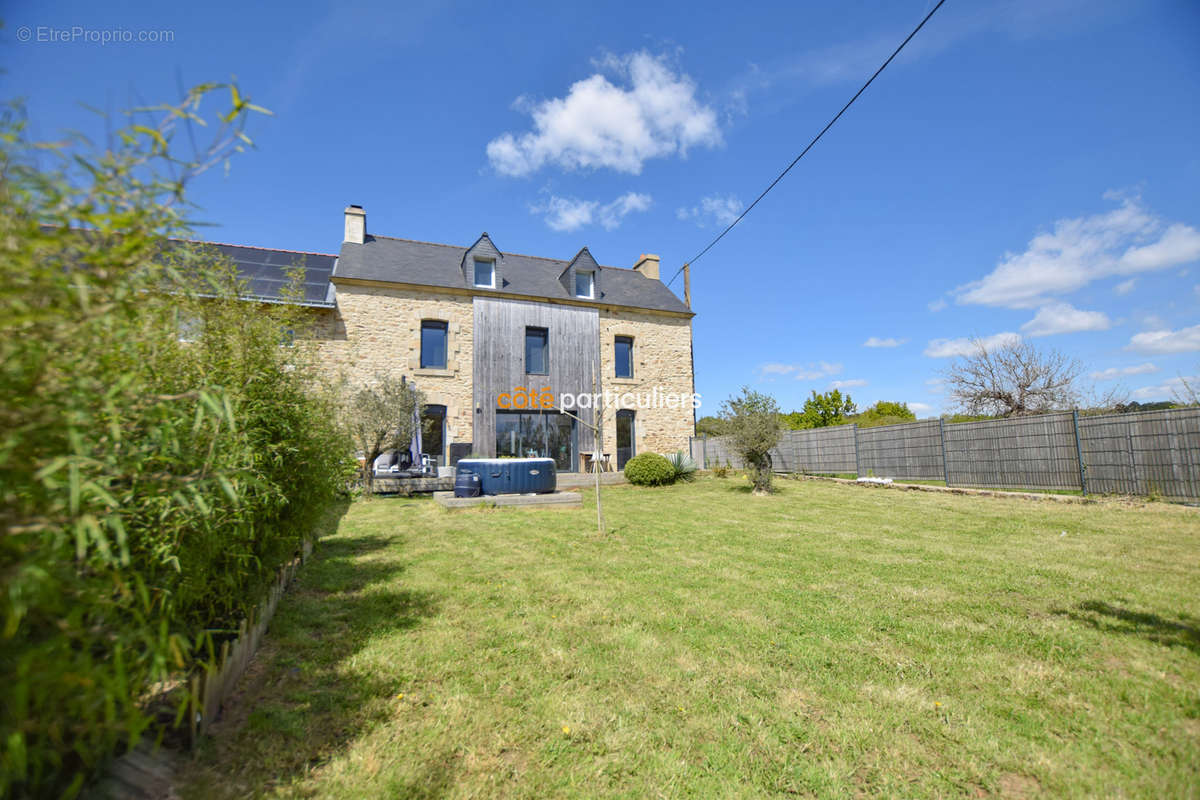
top-left (81, 515), bottom-right (112, 562)
top-left (82, 480), bottom-right (119, 509)
top-left (189, 487), bottom-right (211, 516)
top-left (217, 475), bottom-right (239, 504)
top-left (199, 390), bottom-right (224, 420)
top-left (131, 124), bottom-right (167, 153)
top-left (68, 462), bottom-right (81, 516)
top-left (73, 519), bottom-right (87, 561)
top-left (7, 732), bottom-right (27, 782)
top-left (33, 456), bottom-right (70, 482)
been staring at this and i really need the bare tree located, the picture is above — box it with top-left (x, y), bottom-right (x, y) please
top-left (944, 339), bottom-right (1084, 417)
top-left (346, 374), bottom-right (424, 496)
top-left (1174, 371), bottom-right (1199, 406)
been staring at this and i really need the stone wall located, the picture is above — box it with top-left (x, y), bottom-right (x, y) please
top-left (308, 283), bottom-right (475, 455)
top-left (598, 309), bottom-right (695, 458)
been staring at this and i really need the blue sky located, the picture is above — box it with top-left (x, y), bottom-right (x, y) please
top-left (3, 0), bottom-right (1199, 415)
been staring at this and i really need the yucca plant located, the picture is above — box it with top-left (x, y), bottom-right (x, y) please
top-left (666, 450), bottom-right (699, 482)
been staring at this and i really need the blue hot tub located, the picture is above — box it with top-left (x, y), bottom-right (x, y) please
top-left (455, 458), bottom-right (557, 495)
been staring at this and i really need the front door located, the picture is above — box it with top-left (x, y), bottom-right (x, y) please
top-left (616, 410), bottom-right (635, 469)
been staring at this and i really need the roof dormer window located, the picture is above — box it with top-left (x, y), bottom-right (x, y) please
top-left (473, 258), bottom-right (495, 288)
top-left (574, 269), bottom-right (594, 299)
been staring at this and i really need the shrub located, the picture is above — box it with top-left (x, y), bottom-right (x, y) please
top-left (666, 451), bottom-right (698, 482)
top-left (1, 88), bottom-right (353, 796)
top-left (624, 453), bottom-right (676, 486)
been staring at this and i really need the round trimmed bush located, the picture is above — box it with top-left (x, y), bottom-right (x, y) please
top-left (624, 452), bottom-right (676, 486)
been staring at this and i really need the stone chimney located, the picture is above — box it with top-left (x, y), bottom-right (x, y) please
top-left (633, 253), bottom-right (660, 280)
top-left (344, 205), bottom-right (366, 244)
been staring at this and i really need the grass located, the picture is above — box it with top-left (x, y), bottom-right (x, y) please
top-left (176, 477), bottom-right (1200, 798)
top-left (803, 473), bottom-right (1087, 497)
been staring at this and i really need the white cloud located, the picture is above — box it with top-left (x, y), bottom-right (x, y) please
top-left (759, 363), bottom-right (798, 376)
top-left (531, 191), bottom-right (651, 232)
top-left (863, 336), bottom-right (907, 348)
top-left (757, 361), bottom-right (842, 381)
top-left (1019, 303), bottom-right (1111, 337)
top-left (830, 379), bottom-right (867, 389)
top-left (928, 298), bottom-right (948, 312)
top-left (923, 332), bottom-right (1021, 358)
top-left (954, 195), bottom-right (1200, 309)
top-left (1126, 324), bottom-right (1200, 354)
top-left (487, 51), bottom-right (721, 176)
top-left (1114, 278), bottom-right (1137, 295)
top-left (909, 402), bottom-right (935, 416)
top-left (1132, 375), bottom-right (1199, 401)
top-left (598, 192), bottom-right (652, 228)
top-left (677, 194), bottom-right (741, 227)
top-left (1091, 363), bottom-right (1159, 381)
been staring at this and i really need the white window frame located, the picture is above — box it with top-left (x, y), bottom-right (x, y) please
top-left (575, 269), bottom-right (594, 299)
top-left (473, 258), bottom-right (495, 288)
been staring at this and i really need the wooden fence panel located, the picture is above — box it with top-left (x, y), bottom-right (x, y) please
top-left (787, 426), bottom-right (859, 474)
top-left (942, 412), bottom-right (1081, 490)
top-left (857, 420), bottom-right (945, 480)
top-left (690, 406), bottom-right (1199, 500)
top-left (1079, 408), bottom-right (1200, 500)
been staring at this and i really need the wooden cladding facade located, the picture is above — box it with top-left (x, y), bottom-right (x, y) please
top-left (472, 297), bottom-right (601, 458)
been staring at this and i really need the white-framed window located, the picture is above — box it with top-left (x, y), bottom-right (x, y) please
top-left (574, 270), bottom-right (594, 298)
top-left (474, 258), bottom-right (495, 288)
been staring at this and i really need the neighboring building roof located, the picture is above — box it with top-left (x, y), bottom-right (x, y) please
top-left (170, 240), bottom-right (338, 308)
top-left (333, 234), bottom-right (692, 315)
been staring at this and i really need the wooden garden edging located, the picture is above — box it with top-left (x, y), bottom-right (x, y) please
top-left (87, 538), bottom-right (317, 799)
top-left (188, 537), bottom-right (314, 744)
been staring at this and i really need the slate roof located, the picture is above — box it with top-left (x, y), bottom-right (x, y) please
top-left (334, 234), bottom-right (692, 315)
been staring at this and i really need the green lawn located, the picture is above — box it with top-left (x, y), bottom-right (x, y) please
top-left (176, 477), bottom-right (1200, 799)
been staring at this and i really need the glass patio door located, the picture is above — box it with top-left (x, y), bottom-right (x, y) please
top-left (495, 411), bottom-right (577, 471)
top-left (616, 410), bottom-right (635, 469)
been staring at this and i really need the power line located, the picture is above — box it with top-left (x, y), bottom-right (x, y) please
top-left (667, 0), bottom-right (948, 289)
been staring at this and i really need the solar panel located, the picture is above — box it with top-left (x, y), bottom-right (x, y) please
top-left (166, 241), bottom-right (336, 307)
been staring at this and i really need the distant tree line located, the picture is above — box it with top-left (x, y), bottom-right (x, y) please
top-left (697, 392), bottom-right (918, 436)
top-left (696, 340), bottom-right (1195, 439)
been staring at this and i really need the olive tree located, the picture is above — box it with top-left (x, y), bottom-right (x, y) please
top-left (721, 387), bottom-right (782, 495)
top-left (346, 374), bottom-right (424, 496)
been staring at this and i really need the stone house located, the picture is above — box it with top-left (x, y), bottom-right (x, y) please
top-left (207, 206), bottom-right (696, 472)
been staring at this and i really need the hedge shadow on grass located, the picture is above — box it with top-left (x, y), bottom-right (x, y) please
top-left (179, 525), bottom-right (443, 798)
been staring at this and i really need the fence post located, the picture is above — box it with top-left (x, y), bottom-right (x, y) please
top-left (702, 436), bottom-right (708, 470)
top-left (853, 424), bottom-right (862, 478)
top-left (1072, 409), bottom-right (1088, 496)
top-left (938, 417), bottom-right (951, 487)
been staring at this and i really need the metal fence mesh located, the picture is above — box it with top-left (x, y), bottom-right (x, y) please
top-left (690, 406), bottom-right (1200, 501)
